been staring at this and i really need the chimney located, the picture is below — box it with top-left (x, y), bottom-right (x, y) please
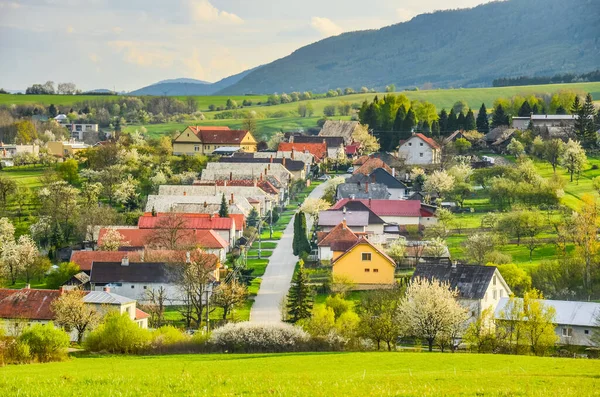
top-left (268, 163), bottom-right (271, 171)
top-left (392, 168), bottom-right (396, 177)
top-left (260, 173), bottom-right (263, 181)
top-left (229, 172), bottom-right (233, 181)
top-left (183, 191), bottom-right (187, 196)
top-left (186, 252), bottom-right (191, 263)
top-left (282, 157), bottom-right (286, 167)
top-left (270, 155), bottom-right (273, 163)
top-left (254, 178), bottom-right (258, 187)
top-left (204, 201), bottom-right (207, 208)
top-left (342, 217), bottom-right (347, 227)
top-left (365, 182), bottom-right (369, 193)
top-left (103, 286), bottom-right (111, 293)
top-left (231, 193), bottom-right (234, 204)
top-left (121, 255), bottom-right (129, 267)
top-left (368, 198), bottom-right (372, 208)
top-left (451, 261), bottom-right (457, 269)
top-left (223, 180), bottom-right (227, 187)
top-left (291, 150), bottom-right (295, 160)
top-left (343, 206), bottom-right (347, 214)
top-left (25, 283), bottom-right (31, 290)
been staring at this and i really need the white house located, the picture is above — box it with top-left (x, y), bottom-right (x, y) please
top-left (397, 133), bottom-right (441, 165)
top-left (66, 123), bottom-right (99, 140)
top-left (495, 298), bottom-right (600, 347)
top-left (412, 263), bottom-right (512, 321)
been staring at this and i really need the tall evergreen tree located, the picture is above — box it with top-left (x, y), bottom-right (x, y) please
top-left (431, 120), bottom-right (440, 137)
top-left (491, 104), bottom-right (509, 128)
top-left (518, 101), bottom-right (532, 117)
top-left (48, 104), bottom-right (58, 117)
top-left (457, 112), bottom-right (466, 130)
top-left (401, 108), bottom-right (417, 139)
top-left (580, 93), bottom-right (597, 147)
top-left (531, 104), bottom-right (539, 114)
top-left (447, 108), bottom-right (458, 132)
top-left (292, 211), bottom-right (310, 256)
top-left (286, 262), bottom-right (313, 323)
top-left (573, 96), bottom-right (585, 141)
top-left (556, 105), bottom-right (567, 115)
top-left (358, 100), bottom-right (369, 122)
top-left (393, 106), bottom-right (407, 132)
top-left (219, 193), bottom-right (229, 217)
top-left (476, 103), bottom-right (489, 134)
top-left (421, 120), bottom-right (431, 135)
top-left (438, 109), bottom-right (449, 134)
top-left (363, 103), bottom-right (379, 131)
top-left (464, 109), bottom-right (476, 130)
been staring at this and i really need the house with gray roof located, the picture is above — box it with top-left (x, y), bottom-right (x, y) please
top-left (145, 195), bottom-right (252, 215)
top-left (318, 211), bottom-right (370, 234)
top-left (347, 168), bottom-right (409, 199)
top-left (495, 298), bottom-right (600, 347)
top-left (336, 181), bottom-right (390, 201)
top-left (318, 120), bottom-right (361, 145)
top-left (412, 263), bottom-right (512, 320)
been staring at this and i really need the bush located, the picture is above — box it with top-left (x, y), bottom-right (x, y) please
top-left (85, 312), bottom-right (151, 354)
top-left (19, 323), bottom-right (69, 363)
top-left (0, 337), bottom-right (31, 366)
top-left (46, 262), bottom-right (80, 289)
top-left (210, 322), bottom-right (309, 353)
top-left (152, 326), bottom-right (189, 347)
top-left (325, 295), bottom-right (352, 319)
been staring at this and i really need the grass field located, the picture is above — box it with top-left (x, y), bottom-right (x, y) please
top-left (1, 352), bottom-right (598, 396)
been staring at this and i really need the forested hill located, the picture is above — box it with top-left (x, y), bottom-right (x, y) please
top-left (219, 0), bottom-right (599, 95)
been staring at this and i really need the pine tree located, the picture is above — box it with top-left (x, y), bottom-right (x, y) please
top-left (581, 93), bottom-right (597, 147)
top-left (421, 120), bottom-right (431, 135)
top-left (393, 106), bottom-right (407, 132)
top-left (286, 262), bottom-right (313, 323)
top-left (573, 96), bottom-right (585, 141)
top-left (532, 104), bottom-right (539, 114)
top-left (492, 104), bottom-right (509, 128)
top-left (476, 103), bottom-right (489, 134)
top-left (358, 100), bottom-right (369, 122)
top-left (48, 104), bottom-right (58, 117)
top-left (556, 105), bottom-right (567, 115)
top-left (447, 108), bottom-right (458, 132)
top-left (363, 103), bottom-right (379, 130)
top-left (247, 207), bottom-right (259, 227)
top-left (465, 109), bottom-right (476, 130)
top-left (401, 108), bottom-right (417, 139)
top-left (518, 101), bottom-right (532, 117)
top-left (292, 212), bottom-right (310, 256)
top-left (438, 109), bottom-right (449, 134)
top-left (457, 112), bottom-right (466, 130)
top-left (431, 120), bottom-right (440, 137)
top-left (219, 193), bottom-right (229, 217)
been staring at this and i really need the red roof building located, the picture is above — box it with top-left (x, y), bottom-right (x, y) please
top-left (353, 158), bottom-right (393, 176)
top-left (97, 228), bottom-right (229, 250)
top-left (193, 179), bottom-right (279, 196)
top-left (70, 251), bottom-right (143, 272)
top-left (0, 288), bottom-right (61, 320)
top-left (277, 142), bottom-right (327, 162)
top-left (137, 215), bottom-right (235, 231)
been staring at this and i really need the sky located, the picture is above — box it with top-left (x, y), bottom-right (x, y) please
top-left (0, 0), bottom-right (492, 92)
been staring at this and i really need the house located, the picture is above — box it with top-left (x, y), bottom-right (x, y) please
top-left (331, 199), bottom-right (437, 227)
top-left (318, 211), bottom-right (373, 233)
top-left (353, 157), bottom-right (393, 176)
top-left (511, 114), bottom-right (580, 130)
top-left (316, 220), bottom-right (361, 261)
top-left (0, 142), bottom-right (39, 159)
top-left (397, 133), bottom-right (441, 165)
top-left (219, 155), bottom-right (308, 180)
top-left (325, 201), bottom-right (386, 233)
top-left (172, 126), bottom-right (257, 155)
top-left (47, 141), bottom-right (90, 158)
top-left (277, 142), bottom-right (328, 163)
top-left (0, 286), bottom-right (148, 339)
top-left (443, 130), bottom-right (466, 144)
top-left (290, 135), bottom-right (345, 159)
top-left (347, 168), bottom-right (408, 199)
top-left (412, 263), bottom-right (512, 319)
top-left (97, 226), bottom-right (230, 256)
top-left (70, 250), bottom-right (144, 272)
top-left (89, 252), bottom-right (220, 305)
top-left (484, 127), bottom-right (517, 151)
top-left (495, 298), bottom-right (600, 347)
top-left (65, 123), bottom-right (99, 141)
top-left (332, 238), bottom-right (396, 288)
top-left (336, 182), bottom-right (390, 200)
top-left (319, 120), bottom-right (361, 145)
top-left (193, 178), bottom-right (280, 198)
top-left (146, 194), bottom-right (253, 216)
top-left (201, 162), bottom-right (292, 190)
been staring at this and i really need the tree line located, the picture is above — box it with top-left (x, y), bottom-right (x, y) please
top-left (492, 70), bottom-right (600, 87)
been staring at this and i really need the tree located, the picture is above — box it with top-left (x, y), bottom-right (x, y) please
top-left (521, 290), bottom-right (558, 355)
top-left (560, 139), bottom-right (587, 182)
top-left (300, 198), bottom-right (331, 222)
top-left (292, 212), bottom-right (310, 257)
top-left (447, 108), bottom-right (458, 132)
top-left (358, 287), bottom-right (403, 351)
top-left (424, 237), bottom-right (449, 259)
top-left (141, 286), bottom-right (168, 328)
top-left (518, 101), bottom-right (532, 117)
top-left (267, 132), bottom-right (284, 150)
top-left (385, 238), bottom-right (406, 264)
top-left (497, 264), bottom-right (531, 296)
top-left (1, 235), bottom-right (38, 284)
top-left (542, 139), bottom-right (566, 173)
top-left (572, 194), bottom-right (599, 295)
top-left (451, 182), bottom-right (474, 208)
top-left (0, 175), bottom-right (17, 212)
top-left (300, 305), bottom-right (335, 337)
top-left (323, 105), bottom-right (336, 117)
top-left (298, 103), bottom-right (308, 117)
top-left (38, 181), bottom-right (80, 241)
top-left (247, 207), bottom-right (260, 228)
top-left (57, 158), bottom-right (79, 184)
top-left (51, 290), bottom-right (99, 343)
top-left (506, 139), bottom-right (525, 157)
top-left (175, 254), bottom-right (218, 329)
top-left (491, 104), bottom-right (509, 128)
top-left (46, 262), bottom-right (80, 289)
top-left (19, 322), bottom-right (69, 362)
top-left (242, 116), bottom-right (257, 135)
top-left (423, 170), bottom-right (455, 199)
top-left (99, 229), bottom-right (128, 251)
top-left (146, 213), bottom-right (193, 250)
top-left (578, 93), bottom-right (597, 147)
top-left (286, 262), bottom-right (313, 323)
top-left (464, 109), bottom-right (476, 131)
top-left (211, 280), bottom-right (248, 321)
top-left (463, 232), bottom-right (497, 265)
top-left (48, 103), bottom-right (58, 117)
top-left (402, 109), bottom-right (417, 137)
top-left (219, 193), bottom-right (229, 217)
top-left (15, 120), bottom-right (37, 144)
top-left (438, 109), bottom-right (449, 134)
top-left (351, 124), bottom-right (380, 153)
top-left (396, 277), bottom-right (468, 352)
top-left (476, 103), bottom-right (489, 133)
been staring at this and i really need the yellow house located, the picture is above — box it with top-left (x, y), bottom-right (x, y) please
top-left (47, 141), bottom-right (90, 158)
top-left (173, 126), bottom-right (257, 155)
top-left (332, 238), bottom-right (396, 286)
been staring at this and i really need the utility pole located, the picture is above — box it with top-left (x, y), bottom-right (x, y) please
top-left (269, 204), bottom-right (273, 239)
top-left (258, 214), bottom-right (262, 259)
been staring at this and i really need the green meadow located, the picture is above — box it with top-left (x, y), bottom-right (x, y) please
top-left (1, 352), bottom-right (598, 396)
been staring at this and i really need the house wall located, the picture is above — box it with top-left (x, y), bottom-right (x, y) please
top-left (480, 270), bottom-right (510, 314)
top-left (93, 283), bottom-right (184, 305)
top-left (379, 215), bottom-right (420, 225)
top-left (555, 324), bottom-right (597, 347)
top-left (332, 244), bottom-right (395, 285)
top-left (388, 188), bottom-right (407, 200)
top-left (398, 137), bottom-right (439, 165)
top-left (320, 225), bottom-right (366, 233)
top-left (366, 224), bottom-right (385, 235)
top-left (319, 246), bottom-right (332, 261)
top-left (420, 216), bottom-right (438, 227)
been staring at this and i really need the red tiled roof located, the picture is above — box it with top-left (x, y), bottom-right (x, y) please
top-left (331, 237), bottom-right (396, 266)
top-left (332, 199), bottom-right (426, 217)
top-left (70, 251), bottom-right (143, 272)
top-left (317, 222), bottom-right (359, 247)
top-left (353, 155), bottom-right (369, 165)
top-left (345, 145), bottom-right (359, 155)
top-left (97, 228), bottom-right (229, 250)
top-left (140, 213), bottom-right (245, 231)
top-left (138, 216), bottom-right (234, 230)
top-left (194, 129), bottom-right (253, 145)
top-left (188, 126), bottom-right (231, 133)
top-left (0, 289), bottom-right (61, 320)
top-left (135, 308), bottom-right (150, 320)
top-left (278, 142), bottom-right (327, 161)
top-left (353, 158), bottom-right (392, 176)
top-left (409, 133), bottom-right (440, 150)
top-left (193, 179), bottom-right (279, 195)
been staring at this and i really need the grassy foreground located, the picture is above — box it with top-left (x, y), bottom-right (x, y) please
top-left (1, 352), bottom-right (598, 396)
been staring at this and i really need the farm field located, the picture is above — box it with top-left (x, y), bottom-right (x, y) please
top-left (1, 352), bottom-right (598, 396)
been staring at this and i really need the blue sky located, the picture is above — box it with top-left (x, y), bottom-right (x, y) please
top-left (0, 0), bottom-right (491, 91)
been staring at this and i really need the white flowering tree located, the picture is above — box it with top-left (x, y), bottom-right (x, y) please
top-left (114, 175), bottom-right (139, 209)
top-left (423, 170), bottom-right (455, 199)
top-left (447, 163), bottom-right (473, 183)
top-left (424, 237), bottom-right (448, 258)
top-left (385, 238), bottom-right (406, 264)
top-left (396, 277), bottom-right (468, 352)
top-left (99, 229), bottom-right (129, 251)
top-left (300, 198), bottom-right (331, 222)
top-left (0, 217), bottom-right (15, 253)
top-left (560, 139), bottom-right (587, 182)
top-left (351, 124), bottom-right (380, 154)
top-left (1, 235), bottom-right (38, 284)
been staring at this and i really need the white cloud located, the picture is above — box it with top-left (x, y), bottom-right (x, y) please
top-left (310, 16), bottom-right (343, 37)
top-left (396, 8), bottom-right (416, 22)
top-left (189, 0), bottom-right (243, 24)
top-left (108, 40), bottom-right (174, 69)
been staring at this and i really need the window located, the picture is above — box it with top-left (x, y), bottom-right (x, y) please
top-left (143, 286), bottom-right (147, 290)
top-left (419, 153), bottom-right (424, 157)
top-left (584, 330), bottom-right (590, 335)
top-left (493, 276), bottom-right (497, 286)
top-left (408, 142), bottom-right (412, 146)
top-left (364, 268), bottom-right (370, 273)
top-left (373, 269), bottom-right (379, 273)
top-left (131, 285), bottom-right (135, 289)
top-left (500, 290), bottom-right (504, 298)
top-left (361, 253), bottom-right (372, 261)
top-left (493, 290), bottom-right (497, 299)
top-left (562, 328), bottom-right (572, 337)
top-left (194, 145), bottom-right (200, 152)
top-left (420, 142), bottom-right (424, 147)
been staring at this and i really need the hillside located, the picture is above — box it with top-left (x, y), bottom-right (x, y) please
top-left (1, 352), bottom-right (597, 396)
top-left (220, 0), bottom-right (600, 94)
top-left (129, 67), bottom-right (259, 96)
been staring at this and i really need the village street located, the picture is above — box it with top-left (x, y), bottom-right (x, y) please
top-left (250, 181), bottom-right (328, 323)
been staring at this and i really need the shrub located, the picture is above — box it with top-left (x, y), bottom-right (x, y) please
top-left (210, 322), bottom-right (309, 353)
top-left (152, 326), bottom-right (189, 347)
top-left (325, 295), bottom-right (352, 319)
top-left (19, 323), bottom-right (69, 363)
top-left (84, 312), bottom-right (151, 354)
top-left (46, 262), bottom-right (80, 289)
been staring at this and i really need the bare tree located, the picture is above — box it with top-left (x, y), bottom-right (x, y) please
top-left (146, 213), bottom-right (194, 250)
top-left (140, 286), bottom-right (168, 328)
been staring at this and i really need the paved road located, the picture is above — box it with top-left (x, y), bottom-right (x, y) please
top-left (250, 181), bottom-right (329, 323)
